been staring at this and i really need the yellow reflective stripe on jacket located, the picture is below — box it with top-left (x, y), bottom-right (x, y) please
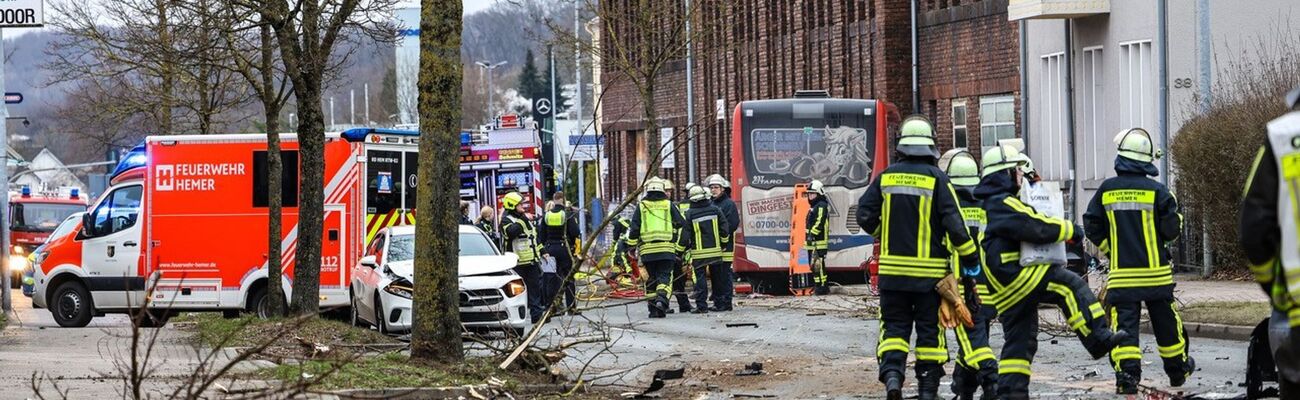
top-left (1000, 251), bottom-right (1021, 264)
top-left (993, 264), bottom-right (1051, 311)
top-left (545, 210), bottom-right (566, 227)
top-left (1003, 197), bottom-right (1072, 242)
top-left (1108, 266), bottom-right (1174, 289)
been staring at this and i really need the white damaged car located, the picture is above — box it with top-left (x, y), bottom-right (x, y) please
top-left (349, 225), bottom-right (530, 335)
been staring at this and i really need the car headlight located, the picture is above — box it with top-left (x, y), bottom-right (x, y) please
top-left (502, 279), bottom-right (525, 297)
top-left (12, 245), bottom-right (23, 255)
top-left (383, 280), bottom-right (414, 299)
top-left (32, 250), bottom-right (47, 270)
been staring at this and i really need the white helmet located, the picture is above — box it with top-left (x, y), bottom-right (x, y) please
top-left (981, 144), bottom-right (1029, 177)
top-left (1114, 128), bottom-right (1162, 163)
top-left (688, 185), bottom-right (709, 202)
top-left (704, 174), bottom-right (729, 189)
top-left (938, 149), bottom-right (980, 187)
top-left (645, 177), bottom-right (666, 194)
top-left (808, 179), bottom-right (826, 195)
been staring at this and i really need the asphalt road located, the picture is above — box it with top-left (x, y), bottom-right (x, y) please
top-left (0, 288), bottom-right (208, 399)
top-left (549, 293), bottom-right (1256, 399)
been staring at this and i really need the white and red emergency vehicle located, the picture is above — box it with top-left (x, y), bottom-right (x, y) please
top-left (31, 129), bottom-right (423, 327)
top-left (8, 187), bottom-right (88, 288)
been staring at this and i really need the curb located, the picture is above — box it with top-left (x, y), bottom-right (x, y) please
top-left (330, 384), bottom-right (570, 399)
top-left (1146, 321), bottom-right (1254, 342)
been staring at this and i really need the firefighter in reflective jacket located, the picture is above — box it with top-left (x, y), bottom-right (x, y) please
top-left (975, 144), bottom-right (1126, 399)
top-left (806, 180), bottom-right (831, 295)
top-left (609, 214), bottom-right (634, 285)
top-left (681, 185), bottom-right (729, 313)
top-left (501, 192), bottom-right (545, 323)
top-left (706, 174), bottom-right (739, 311)
top-left (539, 191), bottom-right (582, 315)
top-left (857, 116), bottom-right (981, 400)
top-left (670, 180), bottom-right (695, 313)
top-left (1240, 86), bottom-right (1300, 397)
top-left (1084, 128), bottom-right (1193, 394)
top-left (939, 149), bottom-right (998, 400)
top-left (628, 178), bottom-right (687, 318)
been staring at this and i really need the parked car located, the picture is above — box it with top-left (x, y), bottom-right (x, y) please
top-left (23, 212), bottom-right (84, 298)
top-left (348, 225), bottom-right (530, 335)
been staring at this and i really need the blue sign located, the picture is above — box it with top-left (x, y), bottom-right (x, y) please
top-left (377, 172), bottom-right (393, 194)
top-left (4, 92), bottom-right (21, 104)
top-left (567, 135), bottom-right (605, 146)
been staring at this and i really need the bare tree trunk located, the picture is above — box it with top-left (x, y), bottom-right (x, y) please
top-left (411, 0), bottom-right (464, 362)
top-left (290, 79), bottom-right (324, 316)
top-left (261, 24), bottom-right (286, 318)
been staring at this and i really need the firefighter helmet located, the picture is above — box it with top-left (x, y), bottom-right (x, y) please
top-left (684, 182), bottom-right (698, 193)
top-left (645, 178), bottom-right (667, 194)
top-left (808, 179), bottom-right (826, 195)
top-left (939, 149), bottom-right (980, 187)
top-left (688, 185), bottom-right (709, 202)
top-left (981, 144), bottom-right (1028, 177)
top-left (898, 115), bottom-right (939, 158)
top-left (502, 192), bottom-right (524, 211)
top-left (1114, 128), bottom-right (1162, 163)
top-left (705, 174), bottom-right (729, 189)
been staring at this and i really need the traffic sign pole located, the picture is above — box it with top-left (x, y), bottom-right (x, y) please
top-left (2, 28), bottom-right (11, 312)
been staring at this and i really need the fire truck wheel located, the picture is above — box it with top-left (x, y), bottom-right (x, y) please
top-left (247, 287), bottom-right (281, 319)
top-left (133, 309), bottom-right (171, 328)
top-left (51, 282), bottom-right (93, 328)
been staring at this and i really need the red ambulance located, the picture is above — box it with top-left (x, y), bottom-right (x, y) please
top-left (31, 129), bottom-right (421, 327)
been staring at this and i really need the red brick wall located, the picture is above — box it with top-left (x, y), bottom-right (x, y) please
top-left (600, 0), bottom-right (1021, 194)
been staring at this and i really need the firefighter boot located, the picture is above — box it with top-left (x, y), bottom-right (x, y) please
top-left (814, 285), bottom-right (830, 296)
top-left (917, 365), bottom-right (942, 400)
top-left (883, 371), bottom-right (904, 400)
top-left (1116, 371), bottom-right (1139, 395)
top-left (1170, 356), bottom-right (1195, 387)
top-left (950, 365), bottom-right (977, 400)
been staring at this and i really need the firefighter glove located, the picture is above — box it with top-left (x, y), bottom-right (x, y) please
top-left (1069, 223), bottom-right (1085, 244)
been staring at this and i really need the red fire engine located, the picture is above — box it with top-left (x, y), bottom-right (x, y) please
top-left (8, 187), bottom-right (88, 288)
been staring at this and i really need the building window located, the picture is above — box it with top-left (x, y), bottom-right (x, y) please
top-left (1039, 52), bottom-right (1067, 179)
top-left (952, 100), bottom-right (968, 149)
top-left (1120, 40), bottom-right (1154, 130)
top-left (979, 95), bottom-right (1015, 149)
top-left (1081, 46), bottom-right (1105, 181)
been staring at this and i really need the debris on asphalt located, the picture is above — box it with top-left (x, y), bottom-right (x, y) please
top-left (734, 362), bottom-right (764, 376)
top-left (806, 312), bottom-right (826, 316)
top-left (628, 367), bottom-right (686, 398)
top-left (733, 393), bottom-right (776, 398)
top-left (726, 323), bottom-right (759, 328)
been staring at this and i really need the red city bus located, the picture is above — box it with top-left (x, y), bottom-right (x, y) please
top-left (728, 91), bottom-right (899, 293)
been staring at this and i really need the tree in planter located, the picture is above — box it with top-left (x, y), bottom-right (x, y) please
top-left (410, 0), bottom-right (464, 362)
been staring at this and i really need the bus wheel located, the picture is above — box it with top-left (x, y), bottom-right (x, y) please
top-left (51, 282), bottom-right (94, 328)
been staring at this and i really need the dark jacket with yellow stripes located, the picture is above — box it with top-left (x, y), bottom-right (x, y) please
top-left (539, 204), bottom-right (582, 255)
top-left (806, 195), bottom-right (830, 256)
top-left (712, 191), bottom-right (740, 258)
top-left (857, 157), bottom-right (980, 292)
top-left (1083, 157), bottom-right (1181, 303)
top-left (951, 186), bottom-right (992, 303)
top-left (681, 199), bottom-right (729, 267)
top-left (1241, 142), bottom-right (1300, 327)
top-left (975, 170), bottom-right (1080, 312)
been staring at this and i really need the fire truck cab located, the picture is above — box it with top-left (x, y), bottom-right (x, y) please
top-left (32, 129), bottom-right (419, 327)
top-left (7, 187), bottom-right (88, 288)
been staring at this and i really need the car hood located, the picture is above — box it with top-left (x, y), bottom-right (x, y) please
top-left (384, 254), bottom-right (519, 280)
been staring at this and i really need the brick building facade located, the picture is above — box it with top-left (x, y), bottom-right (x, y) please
top-left (599, 0), bottom-right (1021, 198)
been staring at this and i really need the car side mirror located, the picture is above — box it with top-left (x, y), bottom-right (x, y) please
top-left (359, 255), bottom-right (378, 269)
top-left (78, 213), bottom-right (94, 239)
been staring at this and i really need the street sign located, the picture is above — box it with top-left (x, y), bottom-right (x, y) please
top-left (3, 93), bottom-right (20, 104)
top-left (0, 0), bottom-right (43, 27)
top-left (535, 98), bottom-right (552, 116)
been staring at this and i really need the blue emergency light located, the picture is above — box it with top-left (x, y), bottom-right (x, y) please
top-left (20, 186), bottom-right (30, 197)
top-left (340, 128), bottom-right (419, 142)
top-left (111, 144), bottom-right (149, 179)
top-left (70, 188), bottom-right (80, 199)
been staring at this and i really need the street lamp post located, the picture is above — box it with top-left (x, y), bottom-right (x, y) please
top-left (475, 60), bottom-right (508, 123)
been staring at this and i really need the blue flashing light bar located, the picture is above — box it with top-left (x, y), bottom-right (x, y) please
top-left (111, 144), bottom-right (148, 179)
top-left (20, 186), bottom-right (30, 197)
top-left (341, 128), bottom-right (420, 142)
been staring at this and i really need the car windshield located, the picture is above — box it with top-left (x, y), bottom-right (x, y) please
top-left (386, 232), bottom-right (498, 262)
top-left (11, 203), bottom-right (85, 232)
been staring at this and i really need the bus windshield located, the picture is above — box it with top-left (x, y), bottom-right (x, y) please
top-left (742, 101), bottom-right (876, 190)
